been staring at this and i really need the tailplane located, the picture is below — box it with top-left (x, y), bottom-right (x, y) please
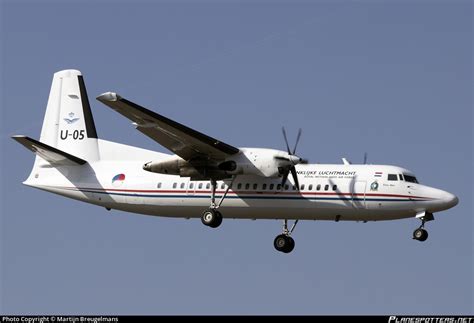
top-left (12, 135), bottom-right (86, 166)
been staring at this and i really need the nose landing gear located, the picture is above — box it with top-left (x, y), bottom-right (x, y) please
top-left (274, 219), bottom-right (298, 253)
top-left (413, 227), bottom-right (428, 241)
top-left (413, 215), bottom-right (431, 242)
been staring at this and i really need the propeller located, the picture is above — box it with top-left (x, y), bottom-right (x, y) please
top-left (279, 127), bottom-right (304, 190)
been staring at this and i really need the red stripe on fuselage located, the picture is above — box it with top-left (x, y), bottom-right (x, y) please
top-left (58, 186), bottom-right (433, 200)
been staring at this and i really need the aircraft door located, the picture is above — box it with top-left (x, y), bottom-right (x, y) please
top-left (352, 181), bottom-right (366, 208)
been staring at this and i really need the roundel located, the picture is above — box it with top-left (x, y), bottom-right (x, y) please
top-left (112, 173), bottom-right (126, 187)
top-left (370, 181), bottom-right (379, 191)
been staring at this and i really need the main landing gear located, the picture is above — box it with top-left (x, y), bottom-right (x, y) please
top-left (201, 209), bottom-right (222, 228)
top-left (413, 218), bottom-right (429, 242)
top-left (200, 178), bottom-right (234, 229)
top-left (274, 219), bottom-right (299, 253)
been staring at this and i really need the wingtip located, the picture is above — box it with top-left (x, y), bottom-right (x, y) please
top-left (11, 135), bottom-right (27, 140)
top-left (97, 92), bottom-right (120, 102)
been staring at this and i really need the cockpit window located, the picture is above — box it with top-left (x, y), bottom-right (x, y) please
top-left (404, 174), bottom-right (418, 183)
top-left (398, 174), bottom-right (404, 181)
top-left (387, 174), bottom-right (398, 181)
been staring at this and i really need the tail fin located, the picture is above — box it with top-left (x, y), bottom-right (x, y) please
top-left (39, 69), bottom-right (100, 161)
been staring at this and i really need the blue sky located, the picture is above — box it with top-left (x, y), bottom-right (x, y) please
top-left (1, 0), bottom-right (472, 314)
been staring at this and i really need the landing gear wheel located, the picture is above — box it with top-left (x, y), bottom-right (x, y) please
top-left (273, 234), bottom-right (295, 253)
top-left (286, 236), bottom-right (295, 253)
top-left (413, 228), bottom-right (428, 241)
top-left (201, 209), bottom-right (223, 228)
top-left (209, 211), bottom-right (222, 228)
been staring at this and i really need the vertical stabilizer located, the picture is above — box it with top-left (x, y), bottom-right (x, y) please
top-left (40, 69), bottom-right (100, 162)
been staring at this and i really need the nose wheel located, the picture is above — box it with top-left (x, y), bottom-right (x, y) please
top-left (274, 219), bottom-right (298, 253)
top-left (413, 218), bottom-right (429, 242)
top-left (413, 228), bottom-right (428, 241)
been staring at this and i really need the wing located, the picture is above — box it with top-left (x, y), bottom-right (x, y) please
top-left (96, 92), bottom-right (239, 162)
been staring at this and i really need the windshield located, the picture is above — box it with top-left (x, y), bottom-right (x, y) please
top-left (403, 174), bottom-right (418, 183)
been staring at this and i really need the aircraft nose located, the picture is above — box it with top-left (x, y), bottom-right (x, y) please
top-left (443, 191), bottom-right (459, 209)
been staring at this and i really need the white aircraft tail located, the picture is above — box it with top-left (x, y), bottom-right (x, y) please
top-left (38, 69), bottom-right (100, 162)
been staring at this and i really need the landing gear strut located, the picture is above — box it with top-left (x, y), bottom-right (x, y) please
top-left (413, 218), bottom-right (429, 242)
top-left (200, 177), bottom-right (235, 229)
top-left (274, 219), bottom-right (298, 253)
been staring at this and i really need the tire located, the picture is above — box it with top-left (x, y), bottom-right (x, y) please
top-left (209, 211), bottom-right (223, 228)
top-left (274, 234), bottom-right (295, 253)
top-left (284, 236), bottom-right (295, 253)
top-left (274, 234), bottom-right (288, 252)
top-left (418, 229), bottom-right (428, 241)
top-left (201, 209), bottom-right (223, 228)
top-left (201, 209), bottom-right (216, 226)
top-left (413, 228), bottom-right (428, 241)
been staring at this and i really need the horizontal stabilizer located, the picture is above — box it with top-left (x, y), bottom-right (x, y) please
top-left (12, 135), bottom-right (86, 166)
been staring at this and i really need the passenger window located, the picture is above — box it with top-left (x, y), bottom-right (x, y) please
top-left (262, 183), bottom-right (267, 190)
top-left (189, 183), bottom-right (194, 189)
top-left (387, 174), bottom-right (398, 181)
top-left (308, 184), bottom-right (313, 190)
top-left (180, 183), bottom-right (185, 189)
top-left (206, 183), bottom-right (210, 189)
top-left (221, 183), bottom-right (225, 189)
top-left (317, 184), bottom-right (321, 191)
top-left (324, 185), bottom-right (329, 191)
top-left (245, 183), bottom-right (250, 190)
top-left (277, 184), bottom-right (281, 190)
top-left (270, 184), bottom-right (274, 190)
top-left (300, 184), bottom-right (305, 190)
top-left (285, 184), bottom-right (289, 190)
top-left (198, 183), bottom-right (203, 189)
top-left (237, 183), bottom-right (242, 189)
top-left (292, 185), bottom-right (296, 190)
top-left (173, 183), bottom-right (177, 189)
top-left (333, 185), bottom-right (337, 190)
top-left (157, 182), bottom-right (162, 189)
top-left (253, 183), bottom-right (258, 190)
top-left (399, 174), bottom-right (404, 181)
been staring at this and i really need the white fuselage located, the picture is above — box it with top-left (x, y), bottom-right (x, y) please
top-left (24, 139), bottom-right (458, 222)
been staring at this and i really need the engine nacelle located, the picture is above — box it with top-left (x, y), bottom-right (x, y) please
top-left (143, 148), bottom-right (300, 180)
top-left (143, 157), bottom-right (227, 180)
top-left (143, 157), bottom-right (184, 175)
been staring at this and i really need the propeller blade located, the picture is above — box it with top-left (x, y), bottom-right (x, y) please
top-left (293, 128), bottom-right (302, 155)
top-left (280, 169), bottom-right (289, 188)
top-left (290, 166), bottom-right (300, 190)
top-left (281, 127), bottom-right (291, 154)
